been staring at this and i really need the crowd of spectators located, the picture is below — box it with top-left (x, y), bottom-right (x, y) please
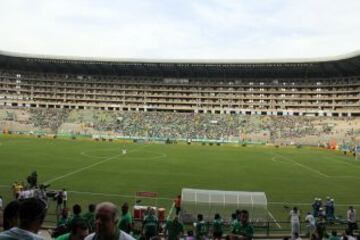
top-left (0, 198), bottom-right (256, 240)
top-left (1, 196), bottom-right (360, 240)
top-left (1, 108), bottom-right (359, 144)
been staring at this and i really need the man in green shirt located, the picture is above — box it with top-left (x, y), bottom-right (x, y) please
top-left (56, 220), bottom-right (89, 240)
top-left (195, 214), bottom-right (208, 240)
top-left (142, 208), bottom-right (159, 240)
top-left (67, 204), bottom-right (84, 232)
top-left (232, 210), bottom-right (254, 240)
top-left (118, 203), bottom-right (133, 234)
top-left (164, 216), bottom-right (184, 240)
top-left (82, 204), bottom-right (96, 233)
top-left (212, 213), bottom-right (223, 240)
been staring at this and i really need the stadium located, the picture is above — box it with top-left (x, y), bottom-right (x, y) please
top-left (0, 48), bottom-right (360, 239)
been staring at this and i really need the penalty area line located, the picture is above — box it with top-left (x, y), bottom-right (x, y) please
top-left (44, 144), bottom-right (150, 184)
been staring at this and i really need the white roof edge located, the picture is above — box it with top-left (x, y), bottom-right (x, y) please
top-left (0, 49), bottom-right (360, 64)
top-left (182, 188), bottom-right (266, 195)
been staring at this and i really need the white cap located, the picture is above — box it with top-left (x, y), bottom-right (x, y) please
top-left (330, 199), bottom-right (334, 202)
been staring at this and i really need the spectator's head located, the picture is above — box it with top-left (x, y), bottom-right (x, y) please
top-left (149, 208), bottom-right (155, 216)
top-left (19, 198), bottom-right (47, 233)
top-left (187, 230), bottom-right (193, 236)
top-left (294, 232), bottom-right (299, 238)
top-left (94, 202), bottom-right (119, 238)
top-left (239, 210), bottom-right (249, 224)
top-left (197, 214), bottom-right (203, 221)
top-left (3, 200), bottom-right (20, 230)
top-left (293, 207), bottom-right (298, 213)
top-left (73, 204), bottom-right (82, 215)
top-left (121, 202), bottom-right (128, 214)
top-left (70, 220), bottom-right (89, 240)
top-left (88, 204), bottom-right (96, 213)
top-left (61, 208), bottom-right (68, 218)
top-left (214, 213), bottom-right (220, 220)
top-left (231, 213), bottom-right (236, 220)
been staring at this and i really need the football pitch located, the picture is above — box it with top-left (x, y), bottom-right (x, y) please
top-left (0, 135), bottom-right (359, 229)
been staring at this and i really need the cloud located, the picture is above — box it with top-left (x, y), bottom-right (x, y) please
top-left (0, 0), bottom-right (359, 59)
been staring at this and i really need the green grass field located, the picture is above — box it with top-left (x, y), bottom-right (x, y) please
top-left (0, 134), bottom-right (359, 231)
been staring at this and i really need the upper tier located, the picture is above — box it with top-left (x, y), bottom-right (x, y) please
top-left (0, 50), bottom-right (360, 79)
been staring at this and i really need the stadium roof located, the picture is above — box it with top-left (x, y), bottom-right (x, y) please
top-left (0, 49), bottom-right (360, 79)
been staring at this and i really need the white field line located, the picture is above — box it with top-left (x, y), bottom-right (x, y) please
top-left (44, 145), bottom-right (149, 184)
top-left (67, 189), bottom-right (173, 200)
top-left (323, 156), bottom-right (360, 169)
top-left (1, 183), bottom-right (360, 207)
top-left (268, 210), bottom-right (282, 229)
top-left (167, 203), bottom-right (175, 220)
top-left (273, 153), bottom-right (329, 178)
top-left (268, 201), bottom-right (360, 207)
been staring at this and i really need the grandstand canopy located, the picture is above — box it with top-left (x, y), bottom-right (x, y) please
top-left (0, 50), bottom-right (360, 79)
top-left (180, 188), bottom-right (268, 223)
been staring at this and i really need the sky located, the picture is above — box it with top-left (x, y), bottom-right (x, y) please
top-left (0, 0), bottom-right (360, 60)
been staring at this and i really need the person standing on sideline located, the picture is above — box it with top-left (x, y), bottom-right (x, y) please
top-left (347, 206), bottom-right (358, 234)
top-left (175, 195), bottom-right (181, 215)
top-left (290, 207), bottom-right (300, 240)
top-left (305, 212), bottom-right (316, 237)
top-left (62, 189), bottom-right (68, 209)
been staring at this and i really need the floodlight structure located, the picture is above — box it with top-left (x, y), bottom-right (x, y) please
top-left (180, 188), bottom-right (268, 223)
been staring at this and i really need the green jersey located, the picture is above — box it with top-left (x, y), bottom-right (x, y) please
top-left (213, 219), bottom-right (223, 233)
top-left (143, 214), bottom-right (159, 236)
top-left (55, 233), bottom-right (70, 240)
top-left (233, 222), bottom-right (254, 239)
top-left (165, 220), bottom-right (184, 240)
top-left (82, 212), bottom-right (95, 232)
top-left (195, 221), bottom-right (207, 239)
top-left (118, 212), bottom-right (133, 233)
top-left (66, 214), bottom-right (83, 231)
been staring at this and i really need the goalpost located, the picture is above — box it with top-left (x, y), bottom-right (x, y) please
top-left (180, 188), bottom-right (268, 223)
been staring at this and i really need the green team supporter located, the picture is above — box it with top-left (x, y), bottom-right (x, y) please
top-left (55, 232), bottom-right (71, 240)
top-left (195, 221), bottom-right (207, 239)
top-left (165, 218), bottom-right (184, 240)
top-left (237, 222), bottom-right (254, 239)
top-left (118, 212), bottom-right (133, 233)
top-left (213, 218), bottom-right (223, 233)
top-left (143, 213), bottom-right (159, 238)
top-left (82, 211), bottom-right (95, 232)
top-left (231, 219), bottom-right (238, 233)
top-left (232, 220), bottom-right (254, 238)
top-left (66, 215), bottom-right (83, 231)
